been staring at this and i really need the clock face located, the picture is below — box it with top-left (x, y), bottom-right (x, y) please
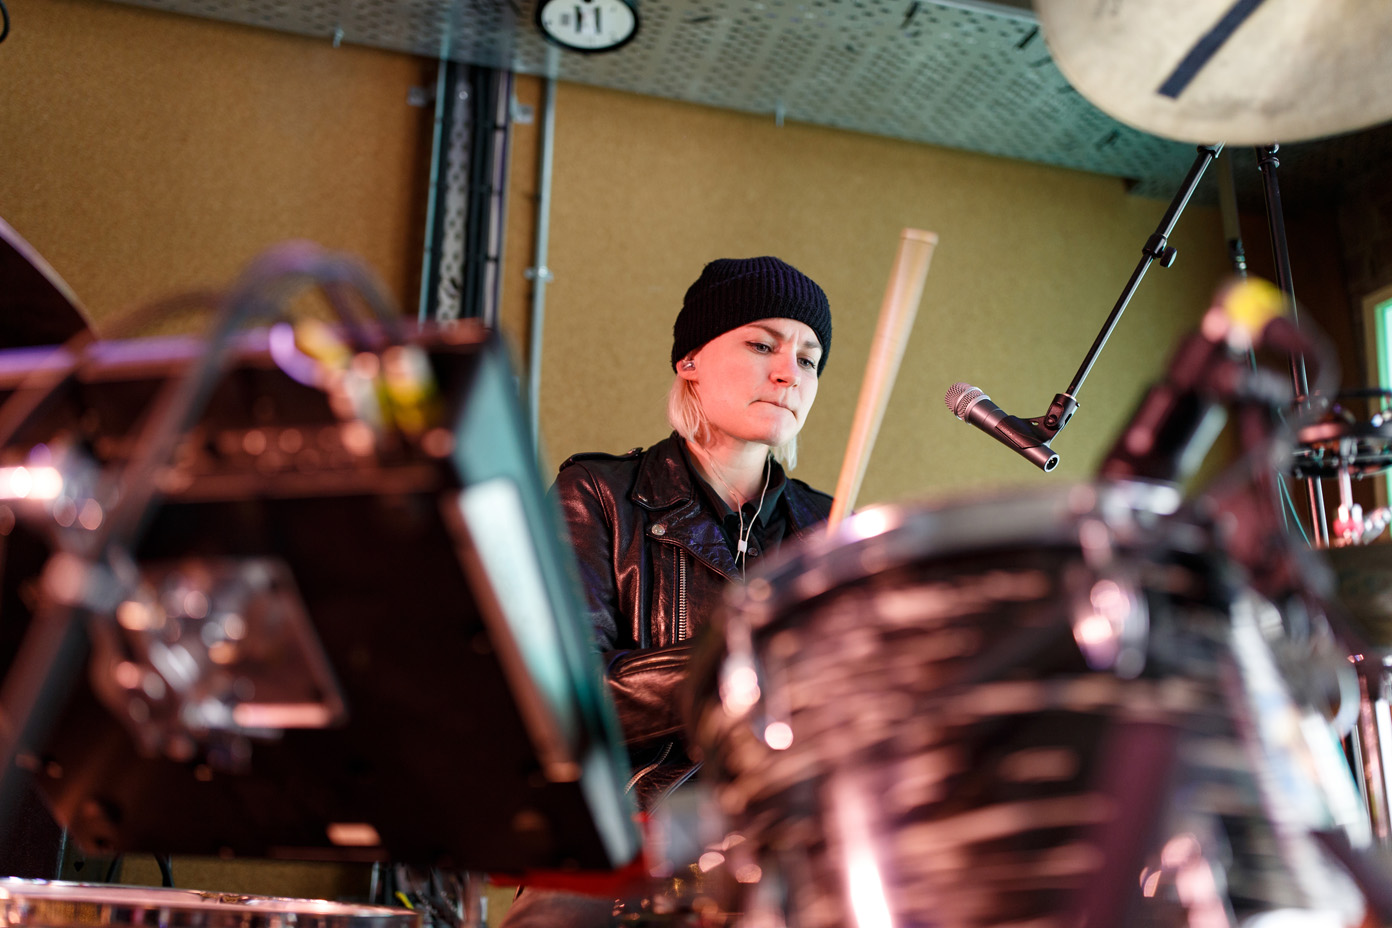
top-left (536, 0), bottom-right (638, 52)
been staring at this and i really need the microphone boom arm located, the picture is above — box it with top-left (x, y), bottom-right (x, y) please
top-left (1067, 143), bottom-right (1222, 400)
top-left (948, 143), bottom-right (1221, 473)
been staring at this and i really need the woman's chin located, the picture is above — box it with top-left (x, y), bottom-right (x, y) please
top-left (750, 426), bottom-right (800, 448)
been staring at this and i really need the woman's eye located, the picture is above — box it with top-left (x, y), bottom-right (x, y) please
top-left (748, 342), bottom-right (771, 353)
top-left (798, 357), bottom-right (816, 369)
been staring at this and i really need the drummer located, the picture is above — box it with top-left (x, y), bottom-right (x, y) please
top-left (502, 256), bottom-right (835, 927)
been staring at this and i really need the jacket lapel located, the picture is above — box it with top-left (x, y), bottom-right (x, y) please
top-left (631, 435), bottom-right (741, 582)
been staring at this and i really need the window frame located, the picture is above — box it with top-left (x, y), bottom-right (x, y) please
top-left (1361, 284), bottom-right (1392, 507)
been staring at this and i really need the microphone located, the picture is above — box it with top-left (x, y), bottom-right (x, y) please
top-left (945, 382), bottom-right (1060, 472)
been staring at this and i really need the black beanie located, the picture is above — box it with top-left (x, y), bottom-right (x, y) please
top-left (671, 256), bottom-right (832, 375)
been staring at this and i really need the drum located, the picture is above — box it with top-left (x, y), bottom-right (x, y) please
top-left (689, 482), bottom-right (1366, 928)
top-left (0, 879), bottom-right (421, 928)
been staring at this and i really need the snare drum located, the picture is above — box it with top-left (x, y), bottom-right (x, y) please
top-left (689, 483), bottom-right (1364, 928)
top-left (0, 879), bottom-right (421, 928)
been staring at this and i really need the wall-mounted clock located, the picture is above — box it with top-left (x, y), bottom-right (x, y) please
top-left (536, 0), bottom-right (639, 53)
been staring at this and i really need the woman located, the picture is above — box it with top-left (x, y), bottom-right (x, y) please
top-left (502, 256), bottom-right (834, 927)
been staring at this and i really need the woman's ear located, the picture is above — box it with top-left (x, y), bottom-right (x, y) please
top-left (677, 355), bottom-right (699, 381)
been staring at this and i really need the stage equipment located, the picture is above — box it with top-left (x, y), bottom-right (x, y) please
top-left (692, 280), bottom-right (1388, 927)
top-left (1292, 390), bottom-right (1392, 547)
top-left (0, 217), bottom-right (93, 348)
top-left (1296, 388), bottom-right (1392, 847)
top-left (1327, 543), bottom-right (1392, 845)
top-left (1251, 142), bottom-right (1332, 546)
top-left (0, 243), bottom-right (638, 875)
top-left (0, 879), bottom-right (420, 928)
top-left (944, 381), bottom-right (1059, 472)
top-left (1032, 2), bottom-right (1374, 540)
top-left (1034, 0), bottom-right (1392, 145)
top-left (945, 144), bottom-right (1221, 472)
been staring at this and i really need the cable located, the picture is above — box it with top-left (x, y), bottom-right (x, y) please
top-left (103, 855), bottom-right (123, 883)
top-left (154, 853), bottom-right (173, 887)
top-left (1277, 473), bottom-right (1310, 545)
top-left (0, 0), bottom-right (10, 45)
top-left (734, 458), bottom-right (770, 577)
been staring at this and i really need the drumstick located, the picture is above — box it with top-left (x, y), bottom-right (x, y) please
top-left (826, 228), bottom-right (938, 534)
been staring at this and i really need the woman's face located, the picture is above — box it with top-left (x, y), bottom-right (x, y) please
top-left (681, 317), bottom-right (822, 451)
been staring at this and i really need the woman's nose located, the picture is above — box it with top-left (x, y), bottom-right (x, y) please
top-left (771, 353), bottom-right (800, 384)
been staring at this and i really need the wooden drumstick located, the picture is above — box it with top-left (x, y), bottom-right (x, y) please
top-left (826, 228), bottom-right (938, 534)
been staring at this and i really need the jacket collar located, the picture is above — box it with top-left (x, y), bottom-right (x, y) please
top-left (631, 434), bottom-right (828, 581)
top-left (632, 435), bottom-right (739, 580)
top-left (632, 434), bottom-right (699, 513)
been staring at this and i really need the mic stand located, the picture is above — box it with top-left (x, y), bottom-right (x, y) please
top-left (1008, 144), bottom-right (1224, 465)
top-left (1255, 143), bottom-right (1328, 547)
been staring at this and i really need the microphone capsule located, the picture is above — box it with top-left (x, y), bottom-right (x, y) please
top-left (945, 382), bottom-right (986, 419)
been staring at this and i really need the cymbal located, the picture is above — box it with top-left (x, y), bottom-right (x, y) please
top-left (1034, 0), bottom-right (1392, 145)
top-left (0, 217), bottom-right (93, 348)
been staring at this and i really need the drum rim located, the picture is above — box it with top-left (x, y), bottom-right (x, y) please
top-left (730, 479), bottom-right (1189, 630)
top-left (0, 878), bottom-right (419, 928)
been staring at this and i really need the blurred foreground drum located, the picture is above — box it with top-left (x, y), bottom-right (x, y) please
top-left (690, 483), bottom-right (1365, 928)
top-left (0, 880), bottom-right (420, 928)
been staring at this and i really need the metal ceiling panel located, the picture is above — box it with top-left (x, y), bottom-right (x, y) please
top-left (100, 0), bottom-right (1392, 208)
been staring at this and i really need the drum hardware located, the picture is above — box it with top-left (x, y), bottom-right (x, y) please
top-left (693, 280), bottom-right (1391, 927)
top-left (1252, 142), bottom-right (1333, 549)
top-left (85, 556), bottom-right (348, 769)
top-left (380, 865), bottom-right (489, 928)
top-left (945, 143), bottom-right (1222, 473)
top-left (691, 487), bottom-right (1372, 928)
top-left (1322, 542), bottom-right (1392, 848)
top-left (1292, 391), bottom-right (1392, 548)
top-left (1289, 387), bottom-right (1392, 847)
top-left (0, 878), bottom-right (421, 928)
top-left (0, 241), bottom-right (639, 873)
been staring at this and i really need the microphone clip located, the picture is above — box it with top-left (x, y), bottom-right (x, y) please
top-left (1035, 392), bottom-right (1080, 439)
top-left (1006, 392), bottom-right (1079, 472)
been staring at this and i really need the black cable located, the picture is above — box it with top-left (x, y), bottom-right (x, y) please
top-left (0, 0), bottom-right (10, 45)
top-left (155, 853), bottom-right (173, 887)
top-left (52, 826), bottom-right (69, 880)
top-left (103, 855), bottom-right (123, 883)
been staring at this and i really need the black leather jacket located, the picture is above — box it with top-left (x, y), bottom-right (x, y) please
top-left (552, 434), bottom-right (832, 803)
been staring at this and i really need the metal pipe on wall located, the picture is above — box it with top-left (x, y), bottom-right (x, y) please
top-left (527, 74), bottom-right (558, 452)
top-left (418, 58), bottom-right (452, 324)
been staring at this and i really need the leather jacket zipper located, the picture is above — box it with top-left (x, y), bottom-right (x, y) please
top-left (678, 551), bottom-right (689, 642)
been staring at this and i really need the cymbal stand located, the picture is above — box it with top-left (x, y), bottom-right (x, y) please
top-left (1255, 144), bottom-right (1329, 547)
top-left (1253, 145), bottom-right (1392, 847)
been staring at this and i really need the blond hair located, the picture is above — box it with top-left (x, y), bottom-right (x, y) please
top-left (666, 375), bottom-right (798, 469)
